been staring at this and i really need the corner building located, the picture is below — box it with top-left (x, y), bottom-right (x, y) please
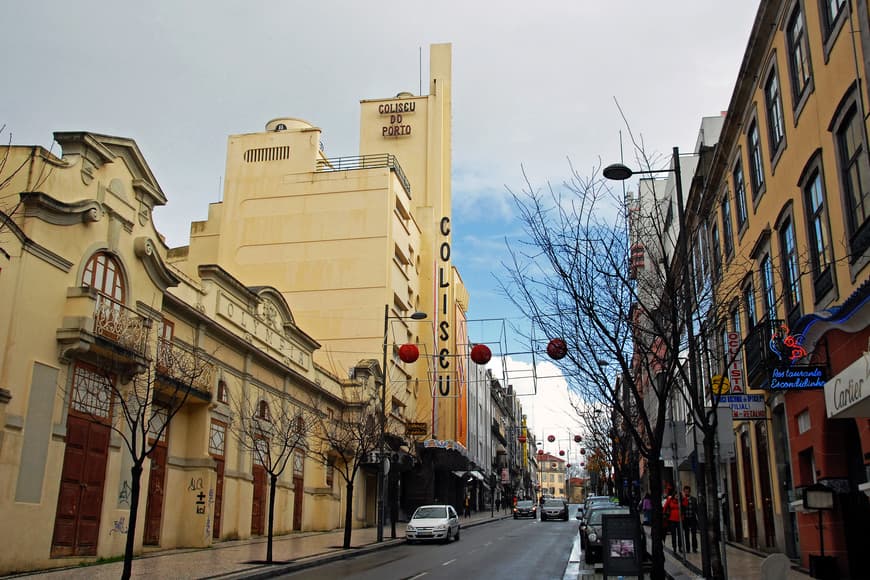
top-left (693, 1), bottom-right (870, 576)
top-left (179, 44), bottom-right (474, 517)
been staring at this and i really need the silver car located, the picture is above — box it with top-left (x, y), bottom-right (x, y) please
top-left (406, 505), bottom-right (461, 543)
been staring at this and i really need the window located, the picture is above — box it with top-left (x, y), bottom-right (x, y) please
top-left (733, 161), bottom-right (748, 230)
top-left (760, 253), bottom-right (776, 320)
top-left (743, 280), bottom-right (758, 328)
top-left (293, 450), bottom-right (305, 478)
top-left (82, 251), bottom-right (125, 302)
top-left (257, 400), bottom-right (271, 421)
top-left (70, 362), bottom-right (114, 419)
top-left (835, 103), bottom-right (870, 259)
top-left (730, 306), bottom-right (742, 337)
top-left (779, 217), bottom-right (803, 324)
top-left (787, 6), bottom-right (812, 103)
top-left (802, 166), bottom-right (835, 299)
top-left (710, 221), bottom-right (722, 281)
top-left (822, 0), bottom-right (846, 38)
top-left (209, 420), bottom-right (226, 456)
top-left (797, 409), bottom-right (811, 434)
top-left (765, 69), bottom-right (785, 155)
top-left (217, 379), bottom-right (228, 404)
top-left (326, 459), bottom-right (334, 487)
top-left (748, 121), bottom-right (765, 199)
top-left (722, 193), bottom-right (734, 258)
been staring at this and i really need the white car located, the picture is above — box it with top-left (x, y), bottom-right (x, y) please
top-left (405, 504), bottom-right (461, 543)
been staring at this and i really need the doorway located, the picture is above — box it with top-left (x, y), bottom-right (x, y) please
top-left (251, 464), bottom-right (266, 536)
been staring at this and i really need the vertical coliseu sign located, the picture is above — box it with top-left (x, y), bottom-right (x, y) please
top-left (437, 217), bottom-right (451, 397)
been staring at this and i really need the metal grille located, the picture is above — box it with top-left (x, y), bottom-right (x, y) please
top-left (209, 421), bottom-right (226, 456)
top-left (316, 154), bottom-right (411, 197)
top-left (71, 363), bottom-right (113, 418)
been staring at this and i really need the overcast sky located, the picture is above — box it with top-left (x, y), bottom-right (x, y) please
top-left (2, 1), bottom-right (761, 438)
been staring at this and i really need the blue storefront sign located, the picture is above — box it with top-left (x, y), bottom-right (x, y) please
top-left (768, 365), bottom-right (827, 390)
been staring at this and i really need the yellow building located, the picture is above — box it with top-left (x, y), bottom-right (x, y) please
top-left (0, 132), bottom-right (366, 573)
top-left (692, 1), bottom-right (870, 575)
top-left (175, 44), bottom-right (474, 512)
top-left (537, 453), bottom-right (566, 499)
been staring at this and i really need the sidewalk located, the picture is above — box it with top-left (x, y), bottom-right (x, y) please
top-left (661, 539), bottom-right (812, 580)
top-left (6, 509), bottom-right (513, 580)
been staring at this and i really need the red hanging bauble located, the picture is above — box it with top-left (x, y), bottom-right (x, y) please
top-left (547, 434), bottom-right (555, 443)
top-left (398, 343), bottom-right (420, 363)
top-left (580, 462), bottom-right (585, 467)
top-left (470, 344), bottom-right (492, 365)
top-left (537, 449), bottom-right (544, 456)
top-left (573, 434), bottom-right (582, 443)
top-left (518, 435), bottom-right (527, 443)
top-left (546, 338), bottom-right (568, 360)
top-left (566, 463), bottom-right (572, 468)
top-left (580, 448), bottom-right (586, 455)
top-left (559, 450), bottom-right (565, 456)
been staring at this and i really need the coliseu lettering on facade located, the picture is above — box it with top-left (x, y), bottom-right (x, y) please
top-left (438, 216), bottom-right (451, 397)
top-left (380, 100), bottom-right (415, 138)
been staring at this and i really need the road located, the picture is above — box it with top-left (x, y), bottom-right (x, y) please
top-left (278, 508), bottom-right (585, 580)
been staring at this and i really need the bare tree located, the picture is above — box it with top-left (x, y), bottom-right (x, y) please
top-left (65, 323), bottom-right (212, 580)
top-left (501, 162), bottom-right (694, 580)
top-left (229, 388), bottom-right (315, 563)
top-left (310, 360), bottom-right (387, 549)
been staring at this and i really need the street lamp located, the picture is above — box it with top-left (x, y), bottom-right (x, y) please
top-left (378, 305), bottom-right (427, 543)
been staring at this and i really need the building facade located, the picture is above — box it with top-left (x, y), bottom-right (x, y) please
top-left (690, 1), bottom-right (870, 576)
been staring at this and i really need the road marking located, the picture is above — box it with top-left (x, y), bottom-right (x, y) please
top-left (442, 558), bottom-right (456, 566)
top-left (408, 573), bottom-right (428, 579)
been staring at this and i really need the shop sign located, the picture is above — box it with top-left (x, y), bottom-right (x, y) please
top-left (501, 467), bottom-right (509, 484)
top-left (406, 422), bottom-right (428, 436)
top-left (726, 332), bottom-right (745, 393)
top-left (718, 394), bottom-right (766, 420)
top-left (824, 350), bottom-right (870, 419)
top-left (768, 365), bottom-right (827, 390)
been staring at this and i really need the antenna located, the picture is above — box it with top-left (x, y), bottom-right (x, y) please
top-left (419, 47), bottom-right (422, 95)
top-left (218, 175), bottom-right (222, 202)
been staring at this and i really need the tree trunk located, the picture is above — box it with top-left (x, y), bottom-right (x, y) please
top-left (648, 459), bottom-right (666, 580)
top-left (704, 433), bottom-right (725, 579)
top-left (121, 462), bottom-right (144, 580)
top-left (343, 481), bottom-right (354, 549)
top-left (267, 473), bottom-right (278, 563)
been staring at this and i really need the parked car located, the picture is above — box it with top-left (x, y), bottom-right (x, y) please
top-left (581, 505), bottom-right (631, 564)
top-left (406, 505), bottom-right (460, 543)
top-left (540, 498), bottom-right (569, 521)
top-left (513, 499), bottom-right (537, 519)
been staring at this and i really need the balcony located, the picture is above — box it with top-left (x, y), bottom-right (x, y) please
top-left (156, 339), bottom-right (214, 402)
top-left (316, 154), bottom-right (411, 198)
top-left (57, 289), bottom-right (150, 368)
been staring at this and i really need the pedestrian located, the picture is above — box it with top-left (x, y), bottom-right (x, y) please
top-left (663, 491), bottom-right (682, 552)
top-left (463, 495), bottom-right (471, 517)
top-left (639, 492), bottom-right (652, 526)
top-left (495, 497), bottom-right (500, 511)
top-left (681, 486), bottom-right (699, 553)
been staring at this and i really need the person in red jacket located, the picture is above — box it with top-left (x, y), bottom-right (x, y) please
top-left (663, 491), bottom-right (683, 552)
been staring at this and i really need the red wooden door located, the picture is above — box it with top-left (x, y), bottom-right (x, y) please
top-left (740, 431), bottom-right (758, 547)
top-left (51, 414), bottom-right (111, 557)
top-left (730, 460), bottom-right (743, 542)
top-left (293, 477), bottom-right (304, 531)
top-left (251, 465), bottom-right (266, 536)
top-left (213, 458), bottom-right (225, 539)
top-left (144, 443), bottom-right (168, 545)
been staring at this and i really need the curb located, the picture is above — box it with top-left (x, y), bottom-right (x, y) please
top-left (212, 514), bottom-right (513, 580)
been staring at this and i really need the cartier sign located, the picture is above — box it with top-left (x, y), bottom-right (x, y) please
top-left (825, 350), bottom-right (870, 419)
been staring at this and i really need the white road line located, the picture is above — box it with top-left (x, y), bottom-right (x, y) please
top-left (408, 573), bottom-right (428, 579)
top-left (442, 558), bottom-right (457, 566)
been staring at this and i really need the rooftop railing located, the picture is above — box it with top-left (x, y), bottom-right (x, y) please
top-left (316, 154), bottom-right (411, 198)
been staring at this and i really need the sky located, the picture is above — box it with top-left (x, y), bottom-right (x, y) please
top-left (1, 1), bottom-right (761, 442)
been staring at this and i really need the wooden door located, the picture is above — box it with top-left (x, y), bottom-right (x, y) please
top-left (754, 422), bottom-right (776, 548)
top-left (729, 460), bottom-right (743, 542)
top-left (213, 458), bottom-right (225, 539)
top-left (293, 477), bottom-right (304, 531)
top-left (143, 443), bottom-right (168, 545)
top-left (51, 414), bottom-right (111, 557)
top-left (740, 431), bottom-right (758, 547)
top-left (251, 465), bottom-right (266, 536)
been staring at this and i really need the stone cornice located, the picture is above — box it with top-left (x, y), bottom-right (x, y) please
top-left (21, 191), bottom-right (104, 226)
top-left (134, 237), bottom-right (180, 291)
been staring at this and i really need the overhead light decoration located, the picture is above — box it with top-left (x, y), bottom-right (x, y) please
top-left (547, 435), bottom-right (556, 443)
top-left (518, 435), bottom-right (527, 443)
top-left (574, 434), bottom-right (582, 443)
top-left (546, 338), bottom-right (568, 360)
top-left (559, 450), bottom-right (565, 456)
top-left (580, 448), bottom-right (586, 455)
top-left (470, 344), bottom-right (492, 365)
top-left (398, 343), bottom-right (420, 363)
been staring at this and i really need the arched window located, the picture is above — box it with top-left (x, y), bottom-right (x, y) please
top-left (257, 400), bottom-right (271, 421)
top-left (82, 252), bottom-right (125, 302)
top-left (295, 416), bottom-right (305, 434)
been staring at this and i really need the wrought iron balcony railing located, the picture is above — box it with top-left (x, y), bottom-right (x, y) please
top-left (316, 154), bottom-right (411, 198)
top-left (156, 338), bottom-right (214, 398)
top-left (93, 295), bottom-right (149, 356)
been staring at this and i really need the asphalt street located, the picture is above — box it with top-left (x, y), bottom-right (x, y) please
top-left (277, 509), bottom-right (582, 580)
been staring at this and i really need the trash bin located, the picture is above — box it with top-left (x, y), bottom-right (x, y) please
top-left (808, 555), bottom-right (837, 580)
